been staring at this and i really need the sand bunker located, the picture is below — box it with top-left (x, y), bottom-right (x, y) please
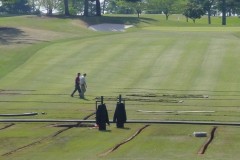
top-left (88, 23), bottom-right (133, 32)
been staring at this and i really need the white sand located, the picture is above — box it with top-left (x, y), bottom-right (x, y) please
top-left (88, 23), bottom-right (133, 32)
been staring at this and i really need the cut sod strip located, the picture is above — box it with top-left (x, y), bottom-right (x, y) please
top-left (137, 110), bottom-right (215, 114)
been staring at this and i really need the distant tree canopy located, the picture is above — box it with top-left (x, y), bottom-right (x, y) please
top-left (183, 1), bottom-right (205, 23)
top-left (0, 0), bottom-right (31, 14)
top-left (182, 0), bottom-right (240, 25)
top-left (144, 0), bottom-right (180, 20)
top-left (0, 0), bottom-right (240, 25)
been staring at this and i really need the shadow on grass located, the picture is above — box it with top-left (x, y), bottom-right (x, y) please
top-left (80, 16), bottom-right (157, 26)
top-left (99, 129), bottom-right (112, 132)
top-left (0, 27), bottom-right (49, 45)
top-left (43, 14), bottom-right (157, 26)
top-left (0, 27), bottom-right (24, 45)
top-left (0, 14), bottom-right (27, 18)
top-left (113, 127), bottom-right (130, 130)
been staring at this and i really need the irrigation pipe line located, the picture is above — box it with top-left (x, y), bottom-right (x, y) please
top-left (0, 112), bottom-right (38, 117)
top-left (1, 119), bottom-right (240, 126)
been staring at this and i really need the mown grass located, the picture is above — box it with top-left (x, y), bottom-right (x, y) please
top-left (1, 14), bottom-right (240, 159)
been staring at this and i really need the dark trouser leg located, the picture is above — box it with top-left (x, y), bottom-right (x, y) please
top-left (77, 85), bottom-right (81, 93)
top-left (71, 85), bottom-right (81, 97)
top-left (77, 85), bottom-right (81, 96)
top-left (71, 88), bottom-right (77, 96)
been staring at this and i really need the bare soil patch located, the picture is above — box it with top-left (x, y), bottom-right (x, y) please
top-left (99, 125), bottom-right (150, 157)
top-left (0, 26), bottom-right (71, 49)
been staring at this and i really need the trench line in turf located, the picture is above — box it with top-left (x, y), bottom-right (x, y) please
top-left (1, 112), bottom-right (96, 157)
top-left (99, 124), bottom-right (150, 157)
top-left (198, 126), bottom-right (217, 155)
top-left (0, 123), bottom-right (15, 130)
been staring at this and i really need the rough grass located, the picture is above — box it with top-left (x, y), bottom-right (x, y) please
top-left (1, 14), bottom-right (240, 160)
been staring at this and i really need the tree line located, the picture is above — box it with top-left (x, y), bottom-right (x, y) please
top-left (0, 0), bottom-right (240, 25)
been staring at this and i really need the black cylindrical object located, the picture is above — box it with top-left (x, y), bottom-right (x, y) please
top-left (113, 103), bottom-right (127, 128)
top-left (96, 104), bottom-right (109, 131)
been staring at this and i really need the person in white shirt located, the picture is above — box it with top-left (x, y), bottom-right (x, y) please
top-left (80, 73), bottom-right (87, 99)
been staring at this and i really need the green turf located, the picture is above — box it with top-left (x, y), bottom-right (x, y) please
top-left (1, 14), bottom-right (240, 159)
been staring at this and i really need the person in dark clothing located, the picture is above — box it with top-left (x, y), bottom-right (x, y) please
top-left (113, 102), bottom-right (127, 128)
top-left (71, 73), bottom-right (81, 97)
top-left (96, 104), bottom-right (110, 130)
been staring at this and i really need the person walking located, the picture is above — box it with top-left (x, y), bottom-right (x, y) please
top-left (71, 73), bottom-right (81, 97)
top-left (80, 73), bottom-right (87, 99)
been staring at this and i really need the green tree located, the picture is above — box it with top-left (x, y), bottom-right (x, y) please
top-left (125, 0), bottom-right (146, 17)
top-left (145, 0), bottom-right (162, 14)
top-left (114, 0), bottom-right (144, 16)
top-left (223, 0), bottom-right (240, 16)
top-left (102, 0), bottom-right (108, 14)
top-left (202, 0), bottom-right (216, 24)
top-left (146, 0), bottom-right (184, 20)
top-left (183, 1), bottom-right (205, 23)
top-left (104, 0), bottom-right (118, 13)
top-left (0, 0), bottom-right (31, 14)
top-left (234, 0), bottom-right (240, 14)
top-left (161, 0), bottom-right (179, 20)
top-left (68, 0), bottom-right (84, 15)
top-left (37, 0), bottom-right (60, 15)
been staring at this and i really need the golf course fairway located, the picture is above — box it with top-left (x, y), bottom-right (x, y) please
top-left (1, 14), bottom-right (240, 160)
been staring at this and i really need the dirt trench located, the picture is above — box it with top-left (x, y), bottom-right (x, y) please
top-left (99, 124), bottom-right (150, 157)
top-left (198, 126), bottom-right (217, 155)
top-left (1, 112), bottom-right (96, 157)
top-left (0, 123), bottom-right (15, 130)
